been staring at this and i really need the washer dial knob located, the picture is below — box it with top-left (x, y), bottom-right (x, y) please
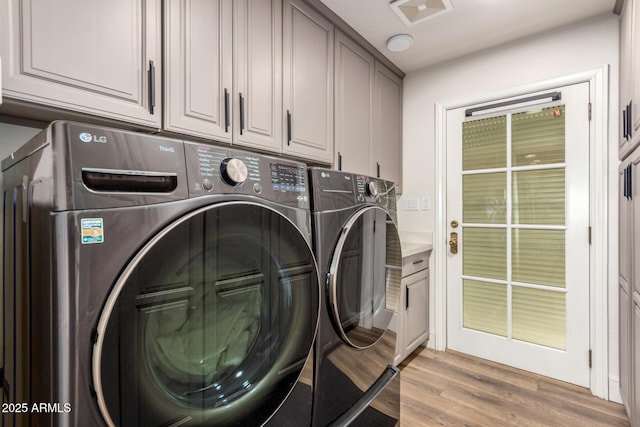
top-left (220, 158), bottom-right (248, 186)
top-left (365, 180), bottom-right (379, 198)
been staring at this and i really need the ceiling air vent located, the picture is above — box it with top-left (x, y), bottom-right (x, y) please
top-left (390, 0), bottom-right (453, 27)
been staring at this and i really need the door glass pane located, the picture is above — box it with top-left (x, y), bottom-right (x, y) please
top-left (463, 280), bottom-right (507, 336)
top-left (512, 169), bottom-right (565, 225)
top-left (463, 227), bottom-right (506, 280)
top-left (512, 105), bottom-right (565, 166)
top-left (512, 229), bottom-right (565, 287)
top-left (463, 115), bottom-right (506, 170)
top-left (512, 287), bottom-right (566, 350)
top-left (463, 173), bottom-right (506, 224)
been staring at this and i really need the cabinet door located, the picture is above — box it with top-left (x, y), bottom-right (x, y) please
top-left (633, 0), bottom-right (640, 137)
top-left (620, 160), bottom-right (633, 414)
top-left (621, 284), bottom-right (632, 415)
top-left (0, 0), bottom-right (161, 127)
top-left (634, 296), bottom-right (640, 425)
top-left (164, 0), bottom-right (233, 142)
top-left (633, 156), bottom-right (640, 297)
top-left (233, 0), bottom-right (282, 153)
top-left (283, 0), bottom-right (334, 163)
top-left (404, 268), bottom-right (429, 356)
top-left (621, 0), bottom-right (633, 156)
top-left (334, 31), bottom-right (374, 175)
top-left (621, 164), bottom-right (632, 293)
top-left (373, 61), bottom-right (403, 193)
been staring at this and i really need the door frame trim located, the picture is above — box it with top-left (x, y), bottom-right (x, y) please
top-left (433, 66), bottom-right (609, 399)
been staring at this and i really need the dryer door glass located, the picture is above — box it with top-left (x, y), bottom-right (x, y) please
top-left (92, 202), bottom-right (319, 427)
top-left (328, 206), bottom-right (402, 349)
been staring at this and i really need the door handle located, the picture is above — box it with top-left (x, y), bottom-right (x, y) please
top-left (449, 231), bottom-right (458, 254)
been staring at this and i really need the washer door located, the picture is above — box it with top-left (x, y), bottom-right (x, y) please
top-left (328, 206), bottom-right (402, 349)
top-left (92, 202), bottom-right (319, 426)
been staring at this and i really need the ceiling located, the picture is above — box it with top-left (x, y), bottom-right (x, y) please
top-left (320, 0), bottom-right (619, 73)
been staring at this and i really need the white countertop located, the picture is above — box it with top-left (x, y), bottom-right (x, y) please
top-left (401, 241), bottom-right (433, 257)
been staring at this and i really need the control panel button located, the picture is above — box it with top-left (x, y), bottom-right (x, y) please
top-left (253, 183), bottom-right (263, 194)
top-left (202, 179), bottom-right (214, 192)
top-left (220, 158), bottom-right (248, 186)
top-left (365, 181), bottom-right (379, 198)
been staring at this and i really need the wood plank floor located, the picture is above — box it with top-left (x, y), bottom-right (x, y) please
top-left (398, 347), bottom-right (630, 426)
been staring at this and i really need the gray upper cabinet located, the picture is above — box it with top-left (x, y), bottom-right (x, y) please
top-left (164, 0), bottom-right (233, 143)
top-left (283, 0), bottom-right (334, 163)
top-left (374, 61), bottom-right (403, 193)
top-left (164, 0), bottom-right (282, 152)
top-left (334, 30), bottom-right (374, 176)
top-left (0, 0), bottom-right (161, 127)
top-left (620, 0), bottom-right (640, 159)
top-left (233, 0), bottom-right (282, 152)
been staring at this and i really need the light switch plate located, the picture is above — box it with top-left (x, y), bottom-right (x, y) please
top-left (401, 197), bottom-right (419, 211)
top-left (421, 196), bottom-right (430, 210)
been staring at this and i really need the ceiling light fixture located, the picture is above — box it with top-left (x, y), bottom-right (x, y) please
top-left (386, 34), bottom-right (414, 53)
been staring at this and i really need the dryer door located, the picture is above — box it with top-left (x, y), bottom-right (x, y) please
top-left (92, 202), bottom-right (319, 426)
top-left (328, 206), bottom-right (402, 349)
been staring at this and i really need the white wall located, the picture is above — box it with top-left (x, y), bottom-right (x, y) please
top-left (399, 13), bottom-right (621, 399)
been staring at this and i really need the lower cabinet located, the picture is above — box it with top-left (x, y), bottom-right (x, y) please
top-left (635, 299), bottom-right (640, 425)
top-left (395, 249), bottom-right (431, 364)
top-left (620, 145), bottom-right (640, 427)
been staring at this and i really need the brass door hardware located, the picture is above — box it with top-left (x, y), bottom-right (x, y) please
top-left (449, 232), bottom-right (458, 254)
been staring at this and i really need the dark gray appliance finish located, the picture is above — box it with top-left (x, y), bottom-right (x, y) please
top-left (308, 168), bottom-right (401, 427)
top-left (2, 121), bottom-right (320, 427)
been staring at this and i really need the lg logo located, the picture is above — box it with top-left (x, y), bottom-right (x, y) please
top-left (79, 132), bottom-right (107, 143)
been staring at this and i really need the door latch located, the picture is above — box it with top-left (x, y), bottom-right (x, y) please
top-left (449, 232), bottom-right (458, 254)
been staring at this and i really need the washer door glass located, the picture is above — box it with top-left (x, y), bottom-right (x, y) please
top-left (328, 206), bottom-right (402, 349)
top-left (92, 202), bottom-right (319, 427)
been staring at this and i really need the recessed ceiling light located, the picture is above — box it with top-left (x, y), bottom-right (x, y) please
top-left (387, 34), bottom-right (414, 52)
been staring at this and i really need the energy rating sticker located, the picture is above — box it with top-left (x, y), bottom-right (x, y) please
top-left (81, 218), bottom-right (104, 244)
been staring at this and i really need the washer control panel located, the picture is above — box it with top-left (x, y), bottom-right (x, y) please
top-left (355, 175), bottom-right (385, 204)
top-left (184, 142), bottom-right (309, 208)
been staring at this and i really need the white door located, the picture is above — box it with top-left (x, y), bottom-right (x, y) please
top-left (446, 83), bottom-right (591, 387)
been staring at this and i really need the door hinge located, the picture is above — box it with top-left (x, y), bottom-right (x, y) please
top-left (588, 102), bottom-right (592, 121)
top-left (588, 226), bottom-right (592, 245)
top-left (588, 349), bottom-right (592, 368)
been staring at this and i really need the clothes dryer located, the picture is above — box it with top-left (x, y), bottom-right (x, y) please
top-left (308, 168), bottom-right (401, 427)
top-left (2, 121), bottom-right (320, 426)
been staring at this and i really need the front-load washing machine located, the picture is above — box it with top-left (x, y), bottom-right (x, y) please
top-left (308, 168), bottom-right (402, 427)
top-left (1, 121), bottom-right (320, 426)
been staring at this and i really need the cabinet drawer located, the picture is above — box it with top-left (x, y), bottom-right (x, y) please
top-left (402, 251), bottom-right (429, 277)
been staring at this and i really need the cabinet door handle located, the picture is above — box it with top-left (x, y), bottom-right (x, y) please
top-left (627, 163), bottom-right (633, 200)
top-left (625, 167), bottom-right (629, 198)
top-left (412, 259), bottom-right (424, 265)
top-left (376, 162), bottom-right (381, 178)
top-left (624, 108), bottom-right (628, 140)
top-left (224, 89), bottom-right (230, 133)
top-left (148, 60), bottom-right (156, 115)
top-left (405, 285), bottom-right (409, 309)
top-left (338, 152), bottom-right (342, 170)
top-left (287, 110), bottom-right (292, 145)
top-left (239, 93), bottom-right (245, 135)
top-left (627, 100), bottom-right (633, 139)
